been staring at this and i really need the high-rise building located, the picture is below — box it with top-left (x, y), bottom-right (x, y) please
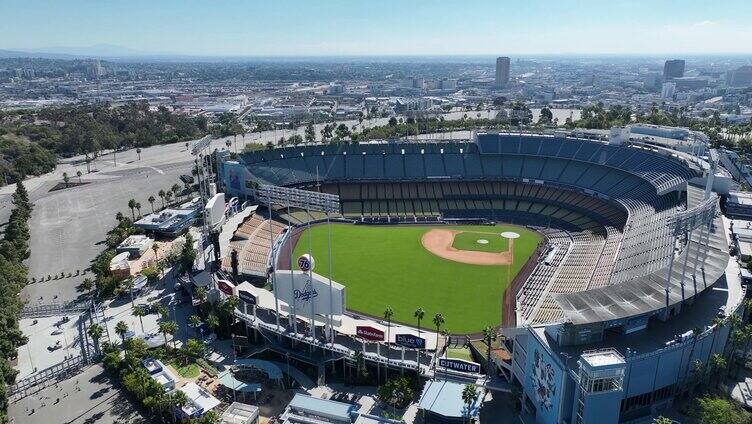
top-left (660, 82), bottom-right (676, 100)
top-left (495, 56), bottom-right (510, 87)
top-left (727, 66), bottom-right (752, 87)
top-left (663, 59), bottom-right (685, 80)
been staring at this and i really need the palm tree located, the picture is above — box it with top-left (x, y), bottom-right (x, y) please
top-left (729, 329), bottom-right (746, 376)
top-left (147, 195), bottom-right (156, 213)
top-left (76, 170), bottom-right (82, 183)
top-left (115, 321), bottom-right (129, 349)
top-left (127, 198), bottom-right (137, 220)
top-left (189, 314), bottom-right (202, 331)
top-left (461, 384), bottom-right (479, 423)
top-left (688, 359), bottom-right (704, 398)
top-left (383, 306), bottom-right (394, 379)
top-left (81, 277), bottom-right (95, 296)
top-left (165, 191), bottom-right (173, 206)
top-left (123, 277), bottom-right (136, 308)
top-left (87, 323), bottom-right (104, 355)
top-left (482, 326), bottom-right (497, 373)
top-left (709, 353), bottom-right (727, 388)
top-left (153, 303), bottom-right (169, 321)
top-left (159, 321), bottom-right (178, 350)
top-left (135, 202), bottom-right (142, 219)
top-left (115, 211), bottom-right (124, 223)
top-left (414, 307), bottom-right (425, 337)
top-left (682, 327), bottom-right (703, 388)
top-left (206, 313), bottom-right (220, 336)
top-left (433, 313), bottom-right (445, 350)
top-left (221, 296), bottom-right (240, 335)
top-left (171, 183), bottom-right (181, 203)
top-left (62, 172), bottom-right (69, 188)
top-left (158, 190), bottom-right (166, 209)
top-left (133, 305), bottom-right (147, 334)
top-left (151, 243), bottom-right (160, 266)
top-left (354, 350), bottom-right (366, 379)
top-left (194, 286), bottom-right (207, 304)
top-left (168, 389), bottom-right (188, 423)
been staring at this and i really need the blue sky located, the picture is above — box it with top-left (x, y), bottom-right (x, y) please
top-left (1, 0), bottom-right (750, 56)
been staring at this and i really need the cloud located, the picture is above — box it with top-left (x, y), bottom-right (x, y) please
top-left (693, 20), bottom-right (716, 27)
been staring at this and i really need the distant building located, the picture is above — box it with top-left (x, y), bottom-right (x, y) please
top-left (663, 59), bottom-right (685, 80)
top-left (641, 72), bottom-right (661, 90)
top-left (727, 66), bottom-right (752, 87)
top-left (495, 56), bottom-right (511, 86)
top-left (673, 77), bottom-right (708, 91)
top-left (661, 82), bottom-right (676, 100)
top-left (327, 83), bottom-right (344, 95)
top-left (412, 77), bottom-right (425, 90)
top-left (440, 78), bottom-right (458, 90)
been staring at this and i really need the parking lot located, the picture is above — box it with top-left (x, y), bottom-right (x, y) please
top-left (8, 364), bottom-right (149, 424)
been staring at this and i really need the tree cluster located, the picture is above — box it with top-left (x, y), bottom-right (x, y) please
top-left (0, 182), bottom-right (33, 421)
top-left (0, 102), bottom-right (208, 182)
top-left (377, 376), bottom-right (416, 409)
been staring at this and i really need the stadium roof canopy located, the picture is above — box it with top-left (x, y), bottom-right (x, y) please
top-left (554, 185), bottom-right (728, 325)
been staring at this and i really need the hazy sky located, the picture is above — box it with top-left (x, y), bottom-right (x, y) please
top-left (1, 0), bottom-right (751, 56)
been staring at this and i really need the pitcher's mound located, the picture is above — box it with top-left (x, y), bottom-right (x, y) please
top-left (421, 229), bottom-right (513, 266)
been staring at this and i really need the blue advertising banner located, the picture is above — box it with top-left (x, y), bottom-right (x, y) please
top-left (395, 333), bottom-right (426, 349)
top-left (237, 289), bottom-right (256, 305)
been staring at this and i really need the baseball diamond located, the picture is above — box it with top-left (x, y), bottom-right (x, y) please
top-left (289, 223), bottom-right (541, 334)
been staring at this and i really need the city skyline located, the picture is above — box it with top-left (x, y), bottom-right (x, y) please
top-left (1, 0), bottom-right (752, 57)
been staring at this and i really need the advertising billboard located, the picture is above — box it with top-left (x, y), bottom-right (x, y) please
top-left (273, 270), bottom-right (345, 316)
top-left (395, 333), bottom-right (426, 349)
top-left (237, 288), bottom-right (256, 305)
top-left (217, 279), bottom-right (235, 296)
top-left (356, 326), bottom-right (385, 341)
top-left (438, 358), bottom-right (481, 374)
top-left (524, 332), bottom-right (564, 424)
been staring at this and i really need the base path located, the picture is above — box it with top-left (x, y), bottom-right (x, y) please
top-left (421, 229), bottom-right (513, 266)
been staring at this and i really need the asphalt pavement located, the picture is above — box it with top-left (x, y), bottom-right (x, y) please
top-left (7, 364), bottom-right (149, 424)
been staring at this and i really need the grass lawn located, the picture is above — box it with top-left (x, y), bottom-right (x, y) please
top-left (292, 224), bottom-right (540, 333)
top-left (171, 362), bottom-right (200, 379)
top-left (451, 230), bottom-right (509, 253)
top-left (446, 347), bottom-right (474, 362)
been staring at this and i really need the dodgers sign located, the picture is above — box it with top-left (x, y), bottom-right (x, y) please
top-left (294, 284), bottom-right (318, 302)
top-left (395, 333), bottom-right (426, 349)
top-left (439, 358), bottom-right (481, 374)
top-left (273, 270), bottom-right (345, 316)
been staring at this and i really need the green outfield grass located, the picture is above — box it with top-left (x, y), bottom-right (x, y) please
top-left (291, 223), bottom-right (540, 333)
top-left (451, 231), bottom-right (509, 253)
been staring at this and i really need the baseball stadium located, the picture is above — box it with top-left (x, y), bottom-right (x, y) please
top-left (216, 129), bottom-right (741, 423)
